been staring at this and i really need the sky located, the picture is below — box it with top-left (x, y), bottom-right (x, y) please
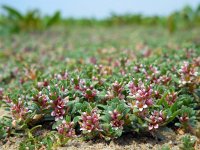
top-left (0, 0), bottom-right (200, 19)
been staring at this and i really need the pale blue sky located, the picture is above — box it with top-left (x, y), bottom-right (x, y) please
top-left (0, 0), bottom-right (200, 18)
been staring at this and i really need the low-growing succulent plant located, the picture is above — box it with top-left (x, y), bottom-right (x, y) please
top-left (180, 135), bottom-right (197, 150)
top-left (0, 29), bottom-right (199, 148)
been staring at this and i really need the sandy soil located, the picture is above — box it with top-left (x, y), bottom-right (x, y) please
top-left (58, 132), bottom-right (199, 150)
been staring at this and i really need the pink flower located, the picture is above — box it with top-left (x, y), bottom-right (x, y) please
top-left (53, 97), bottom-right (65, 109)
top-left (128, 81), bottom-right (154, 104)
top-left (148, 123), bottom-right (159, 130)
top-left (80, 109), bottom-right (101, 133)
top-left (33, 93), bottom-right (49, 108)
top-left (83, 88), bottom-right (97, 101)
top-left (148, 111), bottom-right (165, 130)
top-left (134, 101), bottom-right (148, 111)
top-left (112, 81), bottom-right (124, 99)
top-left (54, 71), bottom-right (68, 80)
top-left (145, 98), bottom-right (153, 106)
top-left (51, 108), bottom-right (65, 121)
top-left (179, 61), bottom-right (198, 85)
top-left (128, 81), bottom-right (155, 111)
top-left (37, 80), bottom-right (49, 88)
top-left (128, 81), bottom-right (139, 95)
top-left (51, 97), bottom-right (68, 121)
top-left (158, 75), bottom-right (171, 85)
top-left (57, 121), bottom-right (76, 138)
top-left (109, 109), bottom-right (124, 129)
top-left (37, 82), bottom-right (44, 88)
top-left (166, 92), bottom-right (177, 105)
top-left (11, 101), bottom-right (28, 120)
top-left (154, 90), bottom-right (161, 99)
top-left (179, 114), bottom-right (189, 123)
top-left (149, 65), bottom-right (160, 75)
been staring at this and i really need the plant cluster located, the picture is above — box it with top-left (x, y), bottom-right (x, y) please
top-left (0, 21), bottom-right (200, 149)
top-left (0, 46), bottom-right (199, 149)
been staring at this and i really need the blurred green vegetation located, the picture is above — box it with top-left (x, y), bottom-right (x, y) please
top-left (0, 4), bottom-right (200, 34)
top-left (0, 5), bottom-right (61, 34)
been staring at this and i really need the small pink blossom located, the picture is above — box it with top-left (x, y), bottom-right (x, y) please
top-left (80, 109), bottom-right (101, 133)
top-left (158, 75), bottom-right (171, 85)
top-left (83, 88), bottom-right (97, 101)
top-left (51, 108), bottom-right (65, 121)
top-left (57, 121), bottom-right (76, 138)
top-left (109, 109), bottom-right (124, 129)
top-left (134, 101), bottom-right (148, 111)
top-left (166, 92), bottom-right (177, 105)
top-left (51, 97), bottom-right (68, 121)
top-left (148, 111), bottom-right (165, 130)
top-left (179, 61), bottom-right (198, 85)
top-left (11, 101), bottom-right (28, 120)
top-left (179, 114), bottom-right (189, 123)
top-left (112, 81), bottom-right (124, 99)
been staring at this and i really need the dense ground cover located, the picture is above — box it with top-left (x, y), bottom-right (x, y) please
top-left (0, 26), bottom-right (200, 149)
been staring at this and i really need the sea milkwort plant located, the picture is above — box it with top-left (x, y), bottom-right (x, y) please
top-left (0, 47), bottom-right (199, 147)
top-left (80, 109), bottom-right (101, 135)
top-left (100, 98), bottom-right (130, 140)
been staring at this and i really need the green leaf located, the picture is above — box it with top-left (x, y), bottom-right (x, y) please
top-left (97, 104), bottom-right (107, 110)
top-left (73, 116), bottom-right (80, 124)
top-left (46, 137), bottom-right (53, 150)
top-left (162, 109), bottom-right (181, 126)
top-left (2, 5), bottom-right (23, 19)
top-left (115, 129), bottom-right (123, 137)
top-left (65, 115), bottom-right (71, 122)
top-left (101, 115), bottom-right (110, 122)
